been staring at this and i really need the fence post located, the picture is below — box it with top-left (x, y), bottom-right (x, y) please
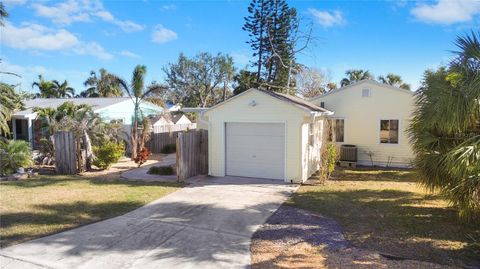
top-left (54, 131), bottom-right (78, 174)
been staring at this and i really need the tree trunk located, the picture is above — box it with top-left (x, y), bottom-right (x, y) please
top-left (83, 130), bottom-right (94, 171)
top-left (131, 101), bottom-right (139, 160)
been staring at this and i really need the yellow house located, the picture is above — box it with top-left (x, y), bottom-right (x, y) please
top-left (199, 88), bottom-right (332, 183)
top-left (310, 79), bottom-right (415, 167)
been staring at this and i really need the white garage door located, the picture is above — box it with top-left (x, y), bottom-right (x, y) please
top-left (225, 122), bottom-right (285, 180)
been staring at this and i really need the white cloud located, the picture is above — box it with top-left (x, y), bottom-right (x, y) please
top-left (1, 22), bottom-right (113, 60)
top-left (3, 0), bottom-right (27, 6)
top-left (151, 24), bottom-right (177, 44)
top-left (119, 50), bottom-right (140, 59)
top-left (411, 0), bottom-right (480, 25)
top-left (32, 0), bottom-right (144, 32)
top-left (2, 23), bottom-right (79, 51)
top-left (161, 4), bottom-right (177, 11)
top-left (308, 8), bottom-right (345, 27)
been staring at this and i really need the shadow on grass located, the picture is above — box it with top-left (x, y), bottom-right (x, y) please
top-left (0, 175), bottom-right (184, 189)
top-left (330, 167), bottom-right (419, 183)
top-left (0, 201), bottom-right (145, 247)
top-left (289, 188), bottom-right (480, 267)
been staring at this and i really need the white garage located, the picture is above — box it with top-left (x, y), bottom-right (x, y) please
top-left (225, 122), bottom-right (285, 180)
top-left (201, 88), bottom-right (333, 183)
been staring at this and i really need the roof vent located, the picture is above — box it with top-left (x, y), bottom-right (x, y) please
top-left (362, 88), bottom-right (371, 97)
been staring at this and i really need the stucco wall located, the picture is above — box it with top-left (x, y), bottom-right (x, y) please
top-left (311, 81), bottom-right (414, 167)
top-left (204, 90), bottom-right (314, 183)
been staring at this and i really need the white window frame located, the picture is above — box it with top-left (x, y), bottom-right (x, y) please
top-left (379, 119), bottom-right (400, 145)
top-left (362, 88), bottom-right (371, 97)
top-left (327, 117), bottom-right (346, 144)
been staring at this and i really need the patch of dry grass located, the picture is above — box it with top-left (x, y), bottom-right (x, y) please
top-left (0, 173), bottom-right (182, 247)
top-left (288, 168), bottom-right (480, 267)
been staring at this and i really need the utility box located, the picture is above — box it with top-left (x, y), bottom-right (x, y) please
top-left (340, 144), bottom-right (357, 162)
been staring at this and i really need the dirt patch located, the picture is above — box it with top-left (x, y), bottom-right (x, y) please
top-left (251, 206), bottom-right (456, 269)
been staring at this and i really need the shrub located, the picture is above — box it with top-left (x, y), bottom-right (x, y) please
top-left (320, 143), bottom-right (338, 182)
top-left (161, 143), bottom-right (176, 154)
top-left (0, 140), bottom-right (33, 176)
top-left (39, 138), bottom-right (54, 158)
top-left (92, 141), bottom-right (125, 170)
top-left (148, 165), bottom-right (174, 175)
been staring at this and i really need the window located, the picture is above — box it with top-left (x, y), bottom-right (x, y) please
top-left (362, 88), bottom-right (371, 97)
top-left (320, 101), bottom-right (325, 108)
top-left (308, 123), bottom-right (314, 146)
top-left (327, 119), bottom-right (344, 142)
top-left (335, 119), bottom-right (344, 142)
top-left (380, 120), bottom-right (399, 144)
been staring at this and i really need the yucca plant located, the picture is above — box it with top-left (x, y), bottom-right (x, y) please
top-left (409, 31), bottom-right (480, 219)
top-left (0, 140), bottom-right (33, 176)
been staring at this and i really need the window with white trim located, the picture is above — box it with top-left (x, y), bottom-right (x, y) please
top-left (308, 123), bottom-right (314, 146)
top-left (327, 119), bottom-right (345, 143)
top-left (380, 120), bottom-right (399, 144)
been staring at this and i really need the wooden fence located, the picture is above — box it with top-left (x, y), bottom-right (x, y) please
top-left (148, 131), bottom-right (181, 153)
top-left (176, 130), bottom-right (208, 181)
top-left (54, 131), bottom-right (78, 174)
top-left (148, 123), bottom-right (197, 153)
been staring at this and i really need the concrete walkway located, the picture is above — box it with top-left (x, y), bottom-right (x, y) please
top-left (0, 176), bottom-right (298, 269)
top-left (121, 153), bottom-right (177, 182)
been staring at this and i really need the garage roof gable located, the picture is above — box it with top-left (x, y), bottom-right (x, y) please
top-left (204, 88), bottom-right (333, 116)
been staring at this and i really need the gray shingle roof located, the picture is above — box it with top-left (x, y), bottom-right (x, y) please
top-left (13, 97), bottom-right (130, 117)
top-left (257, 88), bottom-right (330, 113)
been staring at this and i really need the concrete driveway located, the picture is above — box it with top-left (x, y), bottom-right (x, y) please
top-left (0, 176), bottom-right (298, 269)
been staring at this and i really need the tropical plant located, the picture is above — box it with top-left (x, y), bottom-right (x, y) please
top-left (340, 69), bottom-right (373, 87)
top-left (0, 140), bottom-right (33, 176)
top-left (52, 80), bottom-right (75, 98)
top-left (0, 2), bottom-right (8, 26)
top-left (81, 68), bottom-right (124, 97)
top-left (120, 65), bottom-right (168, 160)
top-left (32, 75), bottom-right (56, 98)
top-left (0, 83), bottom-right (24, 135)
top-left (92, 141), bottom-right (125, 169)
top-left (320, 143), bottom-right (338, 182)
top-left (409, 31), bottom-right (480, 219)
top-left (378, 73), bottom-right (411, 90)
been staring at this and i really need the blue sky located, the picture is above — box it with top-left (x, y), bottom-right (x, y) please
top-left (1, 0), bottom-right (479, 94)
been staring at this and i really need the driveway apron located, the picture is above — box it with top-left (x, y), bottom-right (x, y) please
top-left (0, 176), bottom-right (298, 269)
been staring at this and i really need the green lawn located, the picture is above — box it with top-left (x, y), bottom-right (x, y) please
top-left (0, 175), bottom-right (182, 247)
top-left (288, 168), bottom-right (480, 267)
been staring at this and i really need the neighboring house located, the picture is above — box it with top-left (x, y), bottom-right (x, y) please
top-left (11, 97), bottom-right (163, 148)
top-left (151, 114), bottom-right (192, 127)
top-left (197, 88), bottom-right (332, 183)
top-left (310, 79), bottom-right (414, 167)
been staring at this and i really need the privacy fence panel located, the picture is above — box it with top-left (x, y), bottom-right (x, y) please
top-left (176, 130), bottom-right (208, 181)
top-left (148, 123), bottom-right (197, 153)
top-left (54, 131), bottom-right (77, 174)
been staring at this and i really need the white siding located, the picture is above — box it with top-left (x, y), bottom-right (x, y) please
top-left (204, 90), bottom-right (318, 183)
top-left (311, 81), bottom-right (414, 167)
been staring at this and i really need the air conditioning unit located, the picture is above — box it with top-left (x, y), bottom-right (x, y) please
top-left (340, 144), bottom-right (357, 162)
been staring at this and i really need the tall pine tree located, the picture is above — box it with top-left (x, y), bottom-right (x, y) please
top-left (243, 0), bottom-right (299, 92)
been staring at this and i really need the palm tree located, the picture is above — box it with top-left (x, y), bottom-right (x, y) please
top-left (378, 73), bottom-right (411, 90)
top-left (409, 31), bottom-right (480, 219)
top-left (119, 65), bottom-right (167, 160)
top-left (82, 69), bottom-right (123, 97)
top-left (0, 2), bottom-right (8, 26)
top-left (340, 69), bottom-right (373, 87)
top-left (52, 80), bottom-right (75, 98)
top-left (0, 83), bottom-right (23, 136)
top-left (32, 75), bottom-right (56, 98)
